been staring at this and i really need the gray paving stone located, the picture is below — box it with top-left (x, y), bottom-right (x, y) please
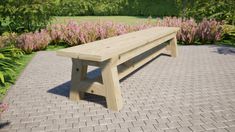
top-left (80, 126), bottom-right (94, 132)
top-left (111, 117), bottom-right (124, 124)
top-left (177, 127), bottom-right (192, 132)
top-left (164, 128), bottom-right (179, 132)
top-left (119, 122), bottom-right (133, 128)
top-left (189, 119), bottom-right (205, 125)
top-left (144, 119), bottom-right (158, 125)
top-left (213, 122), bottom-right (228, 128)
top-left (31, 126), bottom-right (45, 131)
top-left (189, 125), bottom-right (205, 131)
top-left (141, 125), bottom-right (157, 132)
top-left (72, 122), bottom-right (86, 129)
top-left (86, 120), bottom-right (99, 127)
top-left (93, 125), bottom-right (107, 131)
top-left (213, 128), bottom-right (229, 132)
top-left (99, 119), bottom-right (112, 125)
top-left (106, 123), bottom-right (120, 130)
top-left (64, 128), bottom-right (80, 132)
top-left (226, 126), bottom-right (235, 132)
top-left (1, 45), bottom-right (235, 132)
top-left (128, 127), bottom-right (143, 132)
top-left (132, 120), bottom-right (146, 127)
top-left (201, 124), bottom-right (217, 130)
top-left (225, 120), bottom-right (235, 127)
top-left (114, 128), bottom-right (129, 132)
top-left (59, 123), bottom-right (73, 130)
top-left (167, 116), bottom-right (182, 122)
top-left (167, 122), bottom-right (181, 129)
top-left (154, 123), bottom-right (169, 130)
top-left (44, 124), bottom-right (60, 131)
top-left (178, 120), bottom-right (192, 127)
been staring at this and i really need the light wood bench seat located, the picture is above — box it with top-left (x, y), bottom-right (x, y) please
top-left (57, 27), bottom-right (179, 111)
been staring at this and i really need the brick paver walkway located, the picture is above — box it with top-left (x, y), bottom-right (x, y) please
top-left (1, 46), bottom-right (235, 132)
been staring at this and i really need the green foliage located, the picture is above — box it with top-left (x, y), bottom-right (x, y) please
top-left (52, 0), bottom-right (179, 17)
top-left (54, 0), bottom-right (94, 16)
top-left (220, 25), bottom-right (235, 45)
top-left (121, 0), bottom-right (179, 16)
top-left (0, 50), bottom-right (34, 100)
top-left (52, 0), bottom-right (234, 25)
top-left (0, 0), bottom-right (55, 34)
top-left (179, 0), bottom-right (235, 24)
top-left (0, 46), bottom-right (23, 85)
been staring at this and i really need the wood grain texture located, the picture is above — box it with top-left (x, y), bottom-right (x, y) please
top-left (70, 59), bottom-right (87, 101)
top-left (118, 48), bottom-right (165, 79)
top-left (169, 36), bottom-right (178, 57)
top-left (117, 33), bottom-right (176, 65)
top-left (76, 80), bottom-right (105, 96)
top-left (57, 27), bottom-right (179, 61)
top-left (101, 57), bottom-right (123, 111)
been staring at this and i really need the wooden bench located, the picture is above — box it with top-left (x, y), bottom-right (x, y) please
top-left (57, 27), bottom-right (179, 111)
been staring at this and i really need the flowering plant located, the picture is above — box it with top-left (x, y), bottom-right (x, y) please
top-left (15, 17), bottom-right (224, 53)
top-left (0, 103), bottom-right (8, 114)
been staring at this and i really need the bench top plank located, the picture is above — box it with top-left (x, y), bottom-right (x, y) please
top-left (57, 27), bottom-right (179, 62)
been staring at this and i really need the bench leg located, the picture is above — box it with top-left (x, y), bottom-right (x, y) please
top-left (70, 59), bottom-right (87, 101)
top-left (169, 36), bottom-right (178, 57)
top-left (101, 57), bottom-right (123, 111)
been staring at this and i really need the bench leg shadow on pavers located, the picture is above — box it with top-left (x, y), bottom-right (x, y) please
top-left (216, 46), bottom-right (235, 55)
top-left (48, 53), bottom-right (171, 109)
top-left (0, 122), bottom-right (10, 129)
top-left (47, 69), bottom-right (107, 107)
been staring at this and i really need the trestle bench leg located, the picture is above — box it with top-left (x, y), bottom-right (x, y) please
top-left (70, 59), bottom-right (87, 101)
top-left (169, 36), bottom-right (178, 57)
top-left (101, 57), bottom-right (123, 111)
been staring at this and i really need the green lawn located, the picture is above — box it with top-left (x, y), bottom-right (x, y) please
top-left (51, 16), bottom-right (157, 25)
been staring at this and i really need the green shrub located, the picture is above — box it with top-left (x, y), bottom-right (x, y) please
top-left (179, 0), bottom-right (235, 24)
top-left (52, 0), bottom-right (234, 25)
top-left (220, 25), bottom-right (235, 45)
top-left (0, 32), bottom-right (18, 48)
top-left (54, 0), bottom-right (94, 16)
top-left (16, 18), bottom-right (225, 52)
top-left (0, 0), bottom-right (55, 34)
top-left (0, 46), bottom-right (23, 85)
top-left (52, 0), bottom-right (179, 17)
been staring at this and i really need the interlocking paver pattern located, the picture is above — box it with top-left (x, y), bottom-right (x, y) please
top-left (1, 45), bottom-right (235, 132)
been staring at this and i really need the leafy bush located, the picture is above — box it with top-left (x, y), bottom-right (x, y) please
top-left (156, 17), bottom-right (197, 44)
top-left (221, 25), bottom-right (235, 45)
top-left (16, 30), bottom-right (51, 54)
top-left (15, 18), bottom-right (225, 53)
top-left (0, 103), bottom-right (8, 113)
top-left (179, 0), bottom-right (235, 24)
top-left (54, 0), bottom-right (94, 16)
top-left (0, 46), bottom-right (23, 85)
top-left (197, 19), bottom-right (223, 43)
top-left (0, 32), bottom-right (18, 48)
top-left (47, 24), bottom-right (66, 44)
top-left (156, 17), bottom-right (223, 44)
top-left (52, 0), bottom-right (179, 17)
top-left (0, 0), bottom-right (54, 34)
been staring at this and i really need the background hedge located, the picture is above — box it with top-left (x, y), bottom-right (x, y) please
top-left (52, 0), bottom-right (234, 24)
top-left (53, 0), bottom-right (179, 17)
top-left (0, 0), bottom-right (234, 34)
top-left (0, 0), bottom-right (54, 34)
